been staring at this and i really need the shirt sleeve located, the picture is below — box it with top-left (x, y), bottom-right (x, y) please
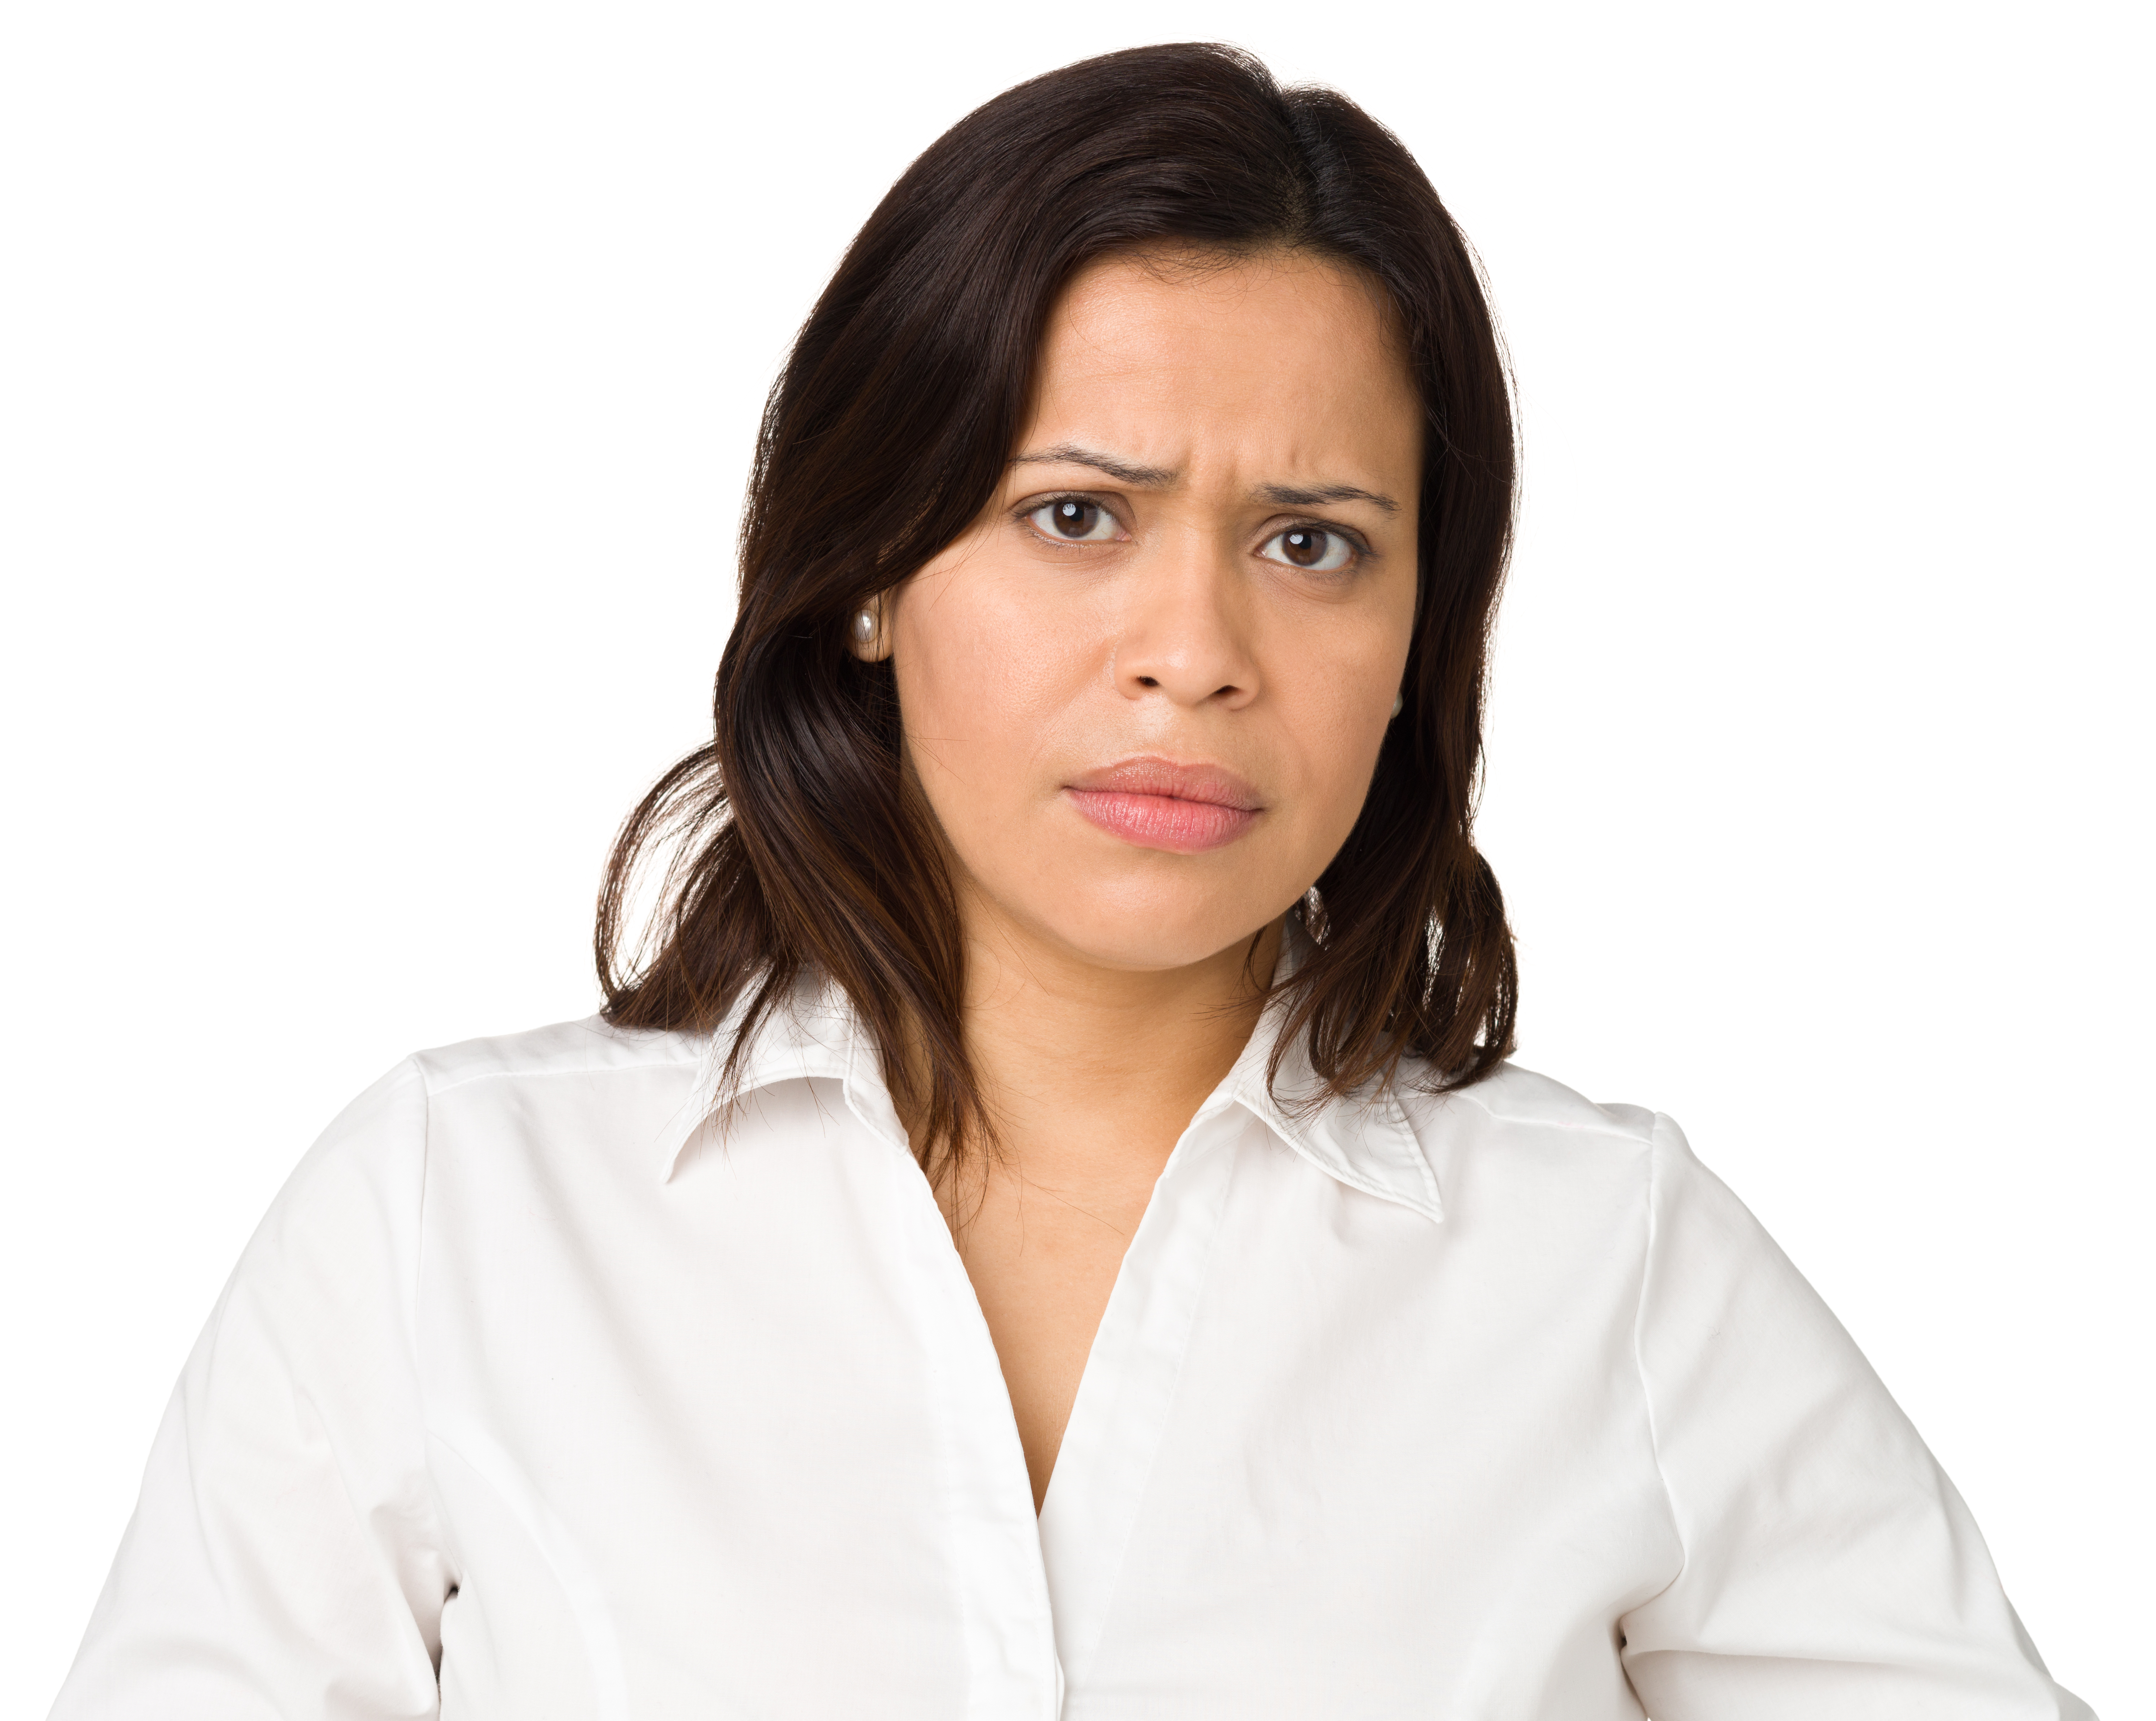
top-left (49, 1059), bottom-right (456, 1721)
top-left (1616, 1114), bottom-right (2093, 1720)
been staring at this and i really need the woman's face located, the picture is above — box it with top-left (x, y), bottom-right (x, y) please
top-left (876, 249), bottom-right (1424, 977)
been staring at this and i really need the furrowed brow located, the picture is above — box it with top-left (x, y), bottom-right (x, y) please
top-left (1257, 482), bottom-right (1400, 514)
top-left (1010, 443), bottom-right (1178, 487)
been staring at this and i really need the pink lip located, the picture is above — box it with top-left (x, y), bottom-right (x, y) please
top-left (1062, 757), bottom-right (1264, 854)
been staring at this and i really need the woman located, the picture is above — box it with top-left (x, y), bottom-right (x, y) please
top-left (51, 42), bottom-right (2090, 1720)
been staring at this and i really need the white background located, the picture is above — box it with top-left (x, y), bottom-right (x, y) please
top-left (3, 1), bottom-right (2148, 1714)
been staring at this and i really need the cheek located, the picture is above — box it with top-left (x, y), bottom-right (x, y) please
top-left (891, 561), bottom-right (1095, 796)
top-left (1270, 650), bottom-right (1402, 841)
top-left (1260, 572), bottom-right (1415, 803)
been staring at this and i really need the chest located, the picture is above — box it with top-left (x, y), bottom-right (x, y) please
top-left (414, 1081), bottom-right (1673, 1718)
top-left (943, 1143), bottom-right (1169, 1510)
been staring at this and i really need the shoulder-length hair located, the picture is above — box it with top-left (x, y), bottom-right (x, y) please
top-left (597, 42), bottom-right (1518, 1167)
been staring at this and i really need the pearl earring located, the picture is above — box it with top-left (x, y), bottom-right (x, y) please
top-left (852, 609), bottom-right (877, 644)
top-left (1390, 692), bottom-right (1404, 719)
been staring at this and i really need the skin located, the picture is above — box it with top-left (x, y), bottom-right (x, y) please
top-left (851, 248), bottom-right (1424, 1510)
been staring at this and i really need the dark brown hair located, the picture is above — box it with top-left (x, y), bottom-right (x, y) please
top-left (598, 42), bottom-right (1518, 1166)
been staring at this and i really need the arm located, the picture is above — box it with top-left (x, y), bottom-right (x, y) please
top-left (49, 1060), bottom-right (455, 1720)
top-left (1619, 1115), bottom-right (2092, 1720)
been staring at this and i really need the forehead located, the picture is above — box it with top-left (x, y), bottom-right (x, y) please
top-left (1025, 249), bottom-right (1421, 474)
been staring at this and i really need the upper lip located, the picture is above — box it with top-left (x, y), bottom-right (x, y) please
top-left (1063, 756), bottom-right (1263, 810)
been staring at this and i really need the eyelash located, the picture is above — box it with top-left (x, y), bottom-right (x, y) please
top-left (1018, 493), bottom-right (1127, 544)
top-left (1015, 493), bottom-right (1374, 570)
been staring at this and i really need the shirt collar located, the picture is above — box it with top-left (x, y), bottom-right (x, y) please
top-left (655, 924), bottom-right (1443, 1225)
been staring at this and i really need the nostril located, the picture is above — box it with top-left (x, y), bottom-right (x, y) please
top-left (1138, 676), bottom-right (1159, 688)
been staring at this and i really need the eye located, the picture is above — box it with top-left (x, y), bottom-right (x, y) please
top-left (1025, 497), bottom-right (1122, 543)
top-left (1259, 526), bottom-right (1360, 573)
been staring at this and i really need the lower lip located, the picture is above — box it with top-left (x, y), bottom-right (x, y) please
top-left (1064, 789), bottom-right (1258, 854)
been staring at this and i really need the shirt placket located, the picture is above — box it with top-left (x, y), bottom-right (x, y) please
top-left (847, 1046), bottom-right (1063, 1719)
top-left (1034, 1102), bottom-right (1249, 1692)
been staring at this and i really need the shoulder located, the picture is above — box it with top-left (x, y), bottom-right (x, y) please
top-left (215, 1019), bottom-right (713, 1314)
top-left (1390, 1059), bottom-right (1690, 1241)
top-left (1402, 1057), bottom-right (1661, 1155)
top-left (410, 1014), bottom-right (709, 1098)
top-left (403, 1015), bottom-right (716, 1185)
top-left (281, 1017), bottom-right (710, 1204)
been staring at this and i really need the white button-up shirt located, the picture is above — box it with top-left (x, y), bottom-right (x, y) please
top-left (52, 972), bottom-right (2091, 1718)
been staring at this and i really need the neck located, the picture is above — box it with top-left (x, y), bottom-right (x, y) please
top-left (944, 888), bottom-right (1286, 1180)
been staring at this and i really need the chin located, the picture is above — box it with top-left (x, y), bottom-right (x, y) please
top-left (1020, 887), bottom-right (1283, 973)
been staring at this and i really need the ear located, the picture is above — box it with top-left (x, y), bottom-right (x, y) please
top-left (846, 596), bottom-right (893, 663)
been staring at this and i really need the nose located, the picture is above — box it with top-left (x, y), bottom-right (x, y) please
top-left (1111, 528), bottom-right (1261, 710)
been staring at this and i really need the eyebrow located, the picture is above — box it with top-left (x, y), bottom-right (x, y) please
top-left (1011, 443), bottom-right (1399, 514)
top-left (1011, 443), bottom-right (1177, 487)
top-left (1257, 482), bottom-right (1399, 515)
